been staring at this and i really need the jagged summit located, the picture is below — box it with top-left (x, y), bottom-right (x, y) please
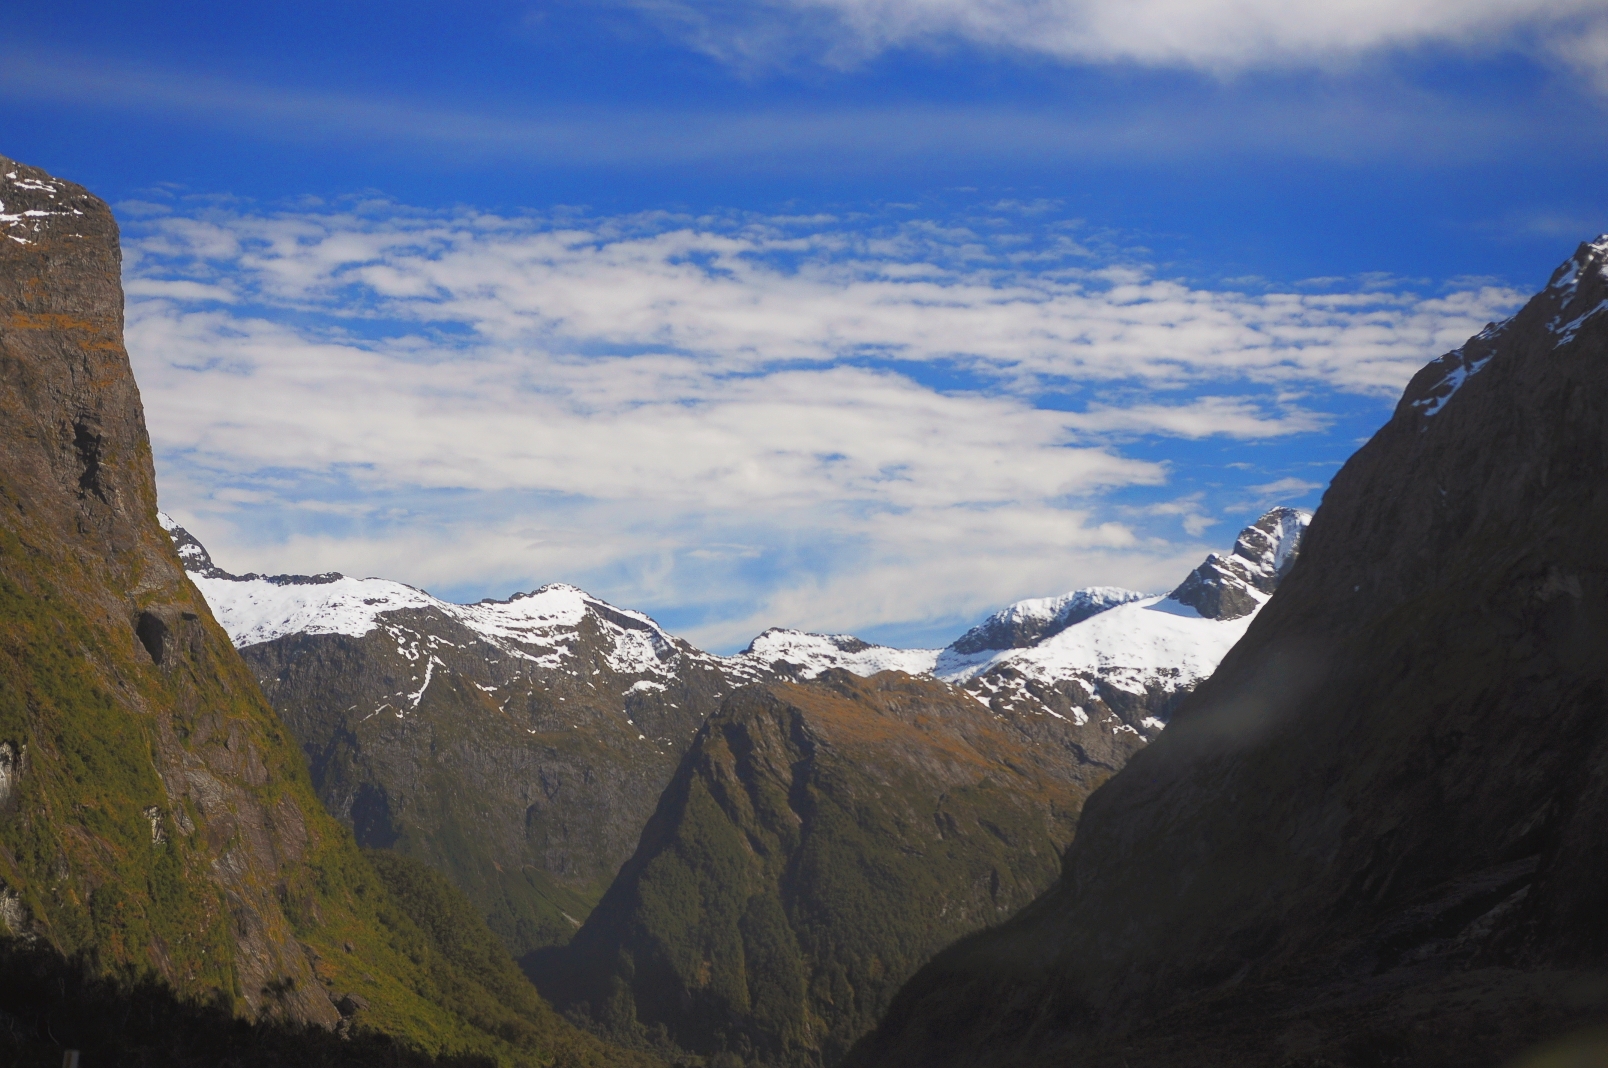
top-left (1404, 234), bottom-right (1608, 422)
top-left (930, 508), bottom-right (1310, 728)
top-left (1167, 505), bottom-right (1310, 620)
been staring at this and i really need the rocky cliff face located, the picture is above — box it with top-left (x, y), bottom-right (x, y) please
top-left (845, 239), bottom-right (1608, 1067)
top-left (0, 155), bottom-right (343, 1024)
top-left (1165, 505), bottom-right (1308, 620)
top-left (0, 154), bottom-right (653, 1066)
top-left (535, 671), bottom-right (1122, 1068)
top-left (163, 523), bottom-right (782, 954)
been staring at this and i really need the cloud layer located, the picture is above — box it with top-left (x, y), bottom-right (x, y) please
top-left (643, 0), bottom-right (1608, 78)
top-left (123, 201), bottom-right (1520, 648)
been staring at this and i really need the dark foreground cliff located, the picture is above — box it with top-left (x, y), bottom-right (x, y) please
top-left (845, 242), bottom-right (1608, 1068)
top-left (0, 155), bottom-right (655, 1066)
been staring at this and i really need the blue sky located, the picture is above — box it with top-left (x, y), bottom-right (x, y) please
top-left (4, 1), bottom-right (1605, 650)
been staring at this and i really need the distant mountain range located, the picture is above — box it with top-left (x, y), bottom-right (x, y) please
top-left (162, 505), bottom-right (1304, 1065)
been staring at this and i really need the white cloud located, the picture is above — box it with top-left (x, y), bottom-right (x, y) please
top-left (124, 202), bottom-right (1522, 648)
top-left (1060, 396), bottom-right (1330, 439)
top-left (1249, 476), bottom-right (1326, 498)
top-left (642, 0), bottom-right (1608, 76)
top-left (1126, 493), bottom-right (1220, 538)
top-left (126, 206), bottom-right (1520, 395)
top-left (1548, 15), bottom-right (1608, 91)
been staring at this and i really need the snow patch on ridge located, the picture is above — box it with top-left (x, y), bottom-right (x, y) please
top-left (738, 628), bottom-right (940, 680)
top-left (188, 571), bottom-right (441, 648)
top-left (1411, 318), bottom-right (1510, 419)
top-left (164, 518), bottom-right (690, 678)
top-left (1542, 235), bottom-right (1608, 350)
top-left (940, 595), bottom-right (1252, 689)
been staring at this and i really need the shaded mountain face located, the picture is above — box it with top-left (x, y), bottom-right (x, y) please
top-left (0, 154), bottom-right (653, 1067)
top-left (846, 239), bottom-right (1608, 1068)
top-left (534, 671), bottom-right (1122, 1068)
top-left (164, 526), bottom-right (781, 954)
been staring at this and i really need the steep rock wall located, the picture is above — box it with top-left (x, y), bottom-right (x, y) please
top-left (846, 242), bottom-right (1608, 1067)
top-left (0, 153), bottom-right (658, 1067)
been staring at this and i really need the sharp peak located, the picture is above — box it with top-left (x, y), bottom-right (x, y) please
top-left (1542, 237), bottom-right (1608, 299)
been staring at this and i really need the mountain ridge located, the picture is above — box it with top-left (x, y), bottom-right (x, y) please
top-left (843, 237), bottom-right (1608, 1067)
top-left (533, 670), bottom-right (1119, 1068)
top-left (164, 504), bottom-right (1308, 967)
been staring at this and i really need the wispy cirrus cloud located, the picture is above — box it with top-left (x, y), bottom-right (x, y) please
top-left (0, 45), bottom-right (1587, 172)
top-left (635, 0), bottom-right (1608, 82)
top-left (122, 199), bottom-right (1521, 648)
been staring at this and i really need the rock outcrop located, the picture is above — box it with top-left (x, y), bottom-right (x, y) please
top-left (844, 239), bottom-right (1608, 1067)
top-left (0, 153), bottom-right (652, 1066)
top-left (1165, 505), bottom-right (1308, 620)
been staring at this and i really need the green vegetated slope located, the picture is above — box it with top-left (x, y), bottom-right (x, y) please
top-left (0, 154), bottom-right (655, 1067)
top-left (844, 243), bottom-right (1608, 1067)
top-left (536, 670), bottom-right (1124, 1067)
top-left (0, 850), bottom-right (654, 1067)
top-left (238, 610), bottom-right (733, 957)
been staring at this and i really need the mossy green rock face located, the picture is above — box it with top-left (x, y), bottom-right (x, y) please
top-left (0, 154), bottom-right (657, 1067)
top-left (539, 670), bottom-right (1135, 1066)
top-left (0, 155), bottom-right (340, 1022)
top-left (845, 241), bottom-right (1608, 1067)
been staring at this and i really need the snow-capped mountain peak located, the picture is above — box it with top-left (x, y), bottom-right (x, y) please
top-left (159, 515), bottom-right (700, 680)
top-left (738, 627), bottom-right (941, 679)
top-left (946, 586), bottom-right (1148, 656)
top-left (1167, 506), bottom-right (1311, 621)
top-left (165, 505), bottom-right (1310, 744)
